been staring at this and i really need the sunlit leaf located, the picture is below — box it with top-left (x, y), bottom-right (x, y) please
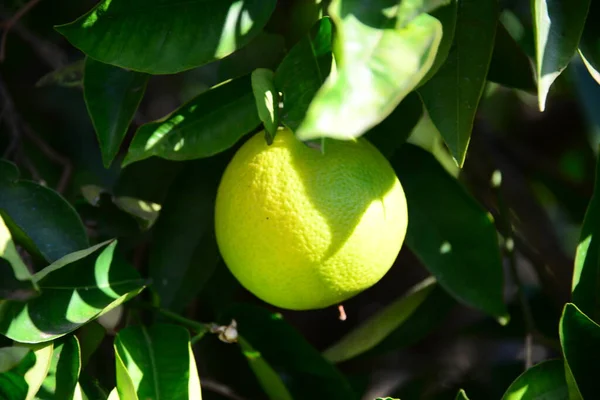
top-left (114, 324), bottom-right (202, 400)
top-left (456, 389), bottom-right (470, 400)
top-left (501, 359), bottom-right (568, 400)
top-left (56, 0), bottom-right (277, 74)
top-left (123, 75), bottom-right (260, 167)
top-left (84, 58), bottom-right (149, 168)
top-left (37, 335), bottom-right (81, 399)
top-left (0, 347), bottom-right (36, 400)
top-left (572, 150), bottom-right (600, 323)
top-left (0, 241), bottom-right (145, 343)
top-left (274, 17), bottom-right (333, 133)
top-left (0, 160), bottom-right (88, 263)
top-left (391, 144), bottom-right (508, 321)
top-left (579, 1), bottom-right (600, 84)
top-left (239, 337), bottom-right (293, 400)
top-left (559, 303), bottom-right (600, 399)
top-left (16, 342), bottom-right (54, 400)
top-left (295, 0), bottom-right (442, 141)
top-left (251, 68), bottom-right (279, 143)
top-left (221, 303), bottom-right (357, 400)
top-left (418, 0), bottom-right (498, 166)
top-left (0, 213), bottom-right (37, 301)
top-left (323, 277), bottom-right (436, 363)
top-left (532, 0), bottom-right (590, 111)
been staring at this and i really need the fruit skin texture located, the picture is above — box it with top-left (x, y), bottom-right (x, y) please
top-left (214, 128), bottom-right (408, 310)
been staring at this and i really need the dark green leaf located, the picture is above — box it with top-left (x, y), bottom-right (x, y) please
top-left (419, 0), bottom-right (458, 85)
top-left (0, 241), bottom-right (145, 343)
top-left (365, 91), bottom-right (423, 159)
top-left (239, 336), bottom-right (294, 400)
top-left (579, 3), bottom-right (600, 87)
top-left (37, 336), bottom-right (81, 400)
top-left (418, 0), bottom-right (498, 166)
top-left (391, 144), bottom-right (508, 321)
top-left (323, 277), bottom-right (436, 363)
top-left (84, 58), bottom-right (149, 168)
top-left (274, 17), bottom-right (333, 133)
top-left (572, 150), bottom-right (600, 323)
top-left (501, 359), bottom-right (568, 400)
top-left (532, 0), bottom-right (590, 111)
top-left (488, 22), bottom-right (536, 92)
top-left (221, 303), bottom-right (358, 400)
top-left (251, 68), bottom-right (279, 142)
top-left (114, 324), bottom-right (201, 400)
top-left (456, 389), bottom-right (470, 400)
top-left (295, 1), bottom-right (442, 141)
top-left (0, 347), bottom-right (35, 400)
top-left (76, 321), bottom-right (106, 368)
top-left (149, 161), bottom-right (223, 313)
top-left (0, 160), bottom-right (88, 263)
top-left (122, 75), bottom-right (260, 167)
top-left (559, 303), bottom-right (600, 399)
top-left (55, 0), bottom-right (277, 74)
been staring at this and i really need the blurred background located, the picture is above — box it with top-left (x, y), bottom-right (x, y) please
top-left (1, 0), bottom-right (599, 399)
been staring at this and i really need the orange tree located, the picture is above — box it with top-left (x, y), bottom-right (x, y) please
top-left (1, 0), bottom-right (600, 399)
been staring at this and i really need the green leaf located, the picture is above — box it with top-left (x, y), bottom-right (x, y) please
top-left (37, 335), bottom-right (81, 400)
top-left (122, 75), bottom-right (260, 167)
top-left (365, 91), bottom-right (424, 159)
top-left (501, 359), bottom-right (568, 400)
top-left (391, 144), bottom-right (508, 322)
top-left (239, 337), bottom-right (294, 400)
top-left (0, 241), bottom-right (145, 343)
top-left (77, 321), bottom-right (106, 368)
top-left (17, 342), bottom-right (54, 400)
top-left (221, 304), bottom-right (357, 400)
top-left (418, 0), bottom-right (498, 166)
top-left (251, 68), bottom-right (279, 143)
top-left (0, 347), bottom-right (36, 400)
top-left (418, 0), bottom-right (458, 85)
top-left (84, 58), bottom-right (149, 168)
top-left (149, 161), bottom-right (223, 313)
top-left (488, 22), bottom-right (536, 92)
top-left (114, 324), bottom-right (201, 400)
top-left (579, 3), bottom-right (600, 88)
top-left (107, 388), bottom-right (119, 400)
top-left (36, 60), bottom-right (85, 89)
top-left (559, 303), bottom-right (600, 399)
top-left (322, 277), bottom-right (436, 363)
top-left (532, 0), bottom-right (590, 111)
top-left (456, 389), bottom-right (470, 400)
top-left (0, 160), bottom-right (88, 263)
top-left (274, 17), bottom-right (333, 133)
top-left (55, 0), bottom-right (277, 75)
top-left (295, 1), bottom-right (442, 141)
top-left (572, 150), bottom-right (600, 323)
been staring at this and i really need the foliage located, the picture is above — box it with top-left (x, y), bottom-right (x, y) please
top-left (1, 0), bottom-right (600, 398)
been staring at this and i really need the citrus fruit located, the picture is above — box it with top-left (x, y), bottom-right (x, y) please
top-left (214, 128), bottom-right (408, 310)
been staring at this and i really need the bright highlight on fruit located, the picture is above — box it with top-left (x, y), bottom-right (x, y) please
top-left (214, 128), bottom-right (408, 310)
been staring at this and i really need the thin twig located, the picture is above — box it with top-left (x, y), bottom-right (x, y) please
top-left (200, 378), bottom-right (248, 400)
top-left (21, 123), bottom-right (72, 193)
top-left (492, 170), bottom-right (536, 370)
top-left (0, 73), bottom-right (21, 158)
top-left (0, 0), bottom-right (43, 62)
top-left (136, 302), bottom-right (209, 334)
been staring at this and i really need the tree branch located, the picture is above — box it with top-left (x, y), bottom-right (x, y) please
top-left (0, 0), bottom-right (43, 62)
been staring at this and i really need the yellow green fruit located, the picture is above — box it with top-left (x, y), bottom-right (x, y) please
top-left (214, 128), bottom-right (408, 310)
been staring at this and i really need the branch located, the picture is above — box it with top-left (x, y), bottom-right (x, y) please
top-left (200, 378), bottom-right (248, 400)
top-left (0, 4), bottom-right (66, 69)
top-left (0, 0), bottom-right (43, 62)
